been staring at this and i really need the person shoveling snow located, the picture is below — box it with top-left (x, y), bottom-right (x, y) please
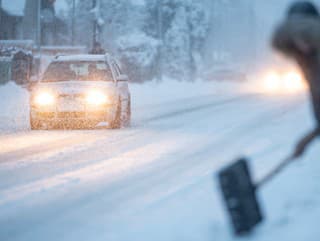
top-left (273, 1), bottom-right (320, 156)
top-left (218, 1), bottom-right (320, 236)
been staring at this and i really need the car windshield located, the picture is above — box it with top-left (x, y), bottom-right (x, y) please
top-left (42, 61), bottom-right (113, 82)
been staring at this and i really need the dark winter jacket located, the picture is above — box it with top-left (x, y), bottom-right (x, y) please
top-left (273, 16), bottom-right (320, 132)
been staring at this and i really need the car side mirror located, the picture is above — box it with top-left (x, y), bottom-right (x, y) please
top-left (116, 74), bottom-right (129, 82)
top-left (28, 76), bottom-right (39, 91)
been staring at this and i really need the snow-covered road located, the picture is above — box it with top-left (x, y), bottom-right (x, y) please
top-left (0, 81), bottom-right (319, 241)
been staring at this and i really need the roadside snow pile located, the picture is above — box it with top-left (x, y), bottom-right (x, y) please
top-left (0, 82), bottom-right (29, 132)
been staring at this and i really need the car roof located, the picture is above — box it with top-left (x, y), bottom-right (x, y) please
top-left (53, 54), bottom-right (108, 62)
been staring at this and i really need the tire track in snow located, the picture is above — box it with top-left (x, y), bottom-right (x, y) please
top-left (0, 93), bottom-right (254, 166)
top-left (137, 93), bottom-right (258, 123)
top-left (0, 93), bottom-right (274, 193)
top-left (0, 95), bottom-right (300, 210)
top-left (0, 133), bottom-right (102, 163)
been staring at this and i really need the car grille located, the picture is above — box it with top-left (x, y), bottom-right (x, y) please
top-left (58, 93), bottom-right (84, 98)
top-left (57, 112), bottom-right (86, 118)
top-left (58, 94), bottom-right (85, 104)
top-left (37, 112), bottom-right (55, 119)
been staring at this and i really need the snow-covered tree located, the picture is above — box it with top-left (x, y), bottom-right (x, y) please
top-left (117, 30), bottom-right (159, 82)
top-left (68, 0), bottom-right (210, 82)
top-left (144, 0), bottom-right (210, 80)
top-left (162, 2), bottom-right (192, 80)
top-left (188, 0), bottom-right (211, 73)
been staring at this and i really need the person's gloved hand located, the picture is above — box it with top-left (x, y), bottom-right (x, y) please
top-left (293, 135), bottom-right (310, 158)
top-left (293, 128), bottom-right (319, 158)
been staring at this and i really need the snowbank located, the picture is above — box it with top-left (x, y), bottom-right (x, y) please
top-left (0, 82), bottom-right (29, 133)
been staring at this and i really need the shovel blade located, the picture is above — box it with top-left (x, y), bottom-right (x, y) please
top-left (218, 158), bottom-right (263, 235)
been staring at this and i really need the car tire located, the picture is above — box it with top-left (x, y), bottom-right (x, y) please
top-left (110, 99), bottom-right (122, 129)
top-left (30, 112), bottom-right (53, 130)
top-left (30, 117), bottom-right (42, 130)
top-left (124, 96), bottom-right (131, 127)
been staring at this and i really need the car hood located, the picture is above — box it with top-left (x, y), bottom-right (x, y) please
top-left (33, 81), bottom-right (117, 95)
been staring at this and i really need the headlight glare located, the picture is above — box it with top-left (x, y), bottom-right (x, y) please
top-left (263, 70), bottom-right (306, 94)
top-left (86, 90), bottom-right (109, 105)
top-left (34, 92), bottom-right (55, 106)
top-left (264, 72), bottom-right (281, 91)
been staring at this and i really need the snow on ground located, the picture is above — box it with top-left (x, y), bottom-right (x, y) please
top-left (0, 79), bottom-right (319, 241)
top-left (0, 82), bottom-right (29, 133)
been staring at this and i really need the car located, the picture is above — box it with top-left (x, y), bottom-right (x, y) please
top-left (29, 54), bottom-right (131, 130)
top-left (262, 69), bottom-right (306, 94)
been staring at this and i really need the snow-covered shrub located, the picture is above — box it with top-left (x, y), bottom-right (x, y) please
top-left (0, 47), bottom-right (33, 85)
top-left (116, 31), bottom-right (159, 82)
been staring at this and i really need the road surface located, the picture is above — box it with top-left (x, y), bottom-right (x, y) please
top-left (0, 91), bottom-right (313, 241)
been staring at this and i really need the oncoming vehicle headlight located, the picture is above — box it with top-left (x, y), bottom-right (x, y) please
top-left (263, 70), bottom-right (306, 94)
top-left (86, 90), bottom-right (109, 105)
top-left (283, 71), bottom-right (306, 92)
top-left (264, 72), bottom-right (281, 91)
top-left (34, 92), bottom-right (55, 106)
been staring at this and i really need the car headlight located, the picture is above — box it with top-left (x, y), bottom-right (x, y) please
top-left (86, 90), bottom-right (109, 105)
top-left (263, 70), bottom-right (306, 93)
top-left (264, 72), bottom-right (281, 91)
top-left (34, 92), bottom-right (55, 106)
top-left (283, 71), bottom-right (306, 92)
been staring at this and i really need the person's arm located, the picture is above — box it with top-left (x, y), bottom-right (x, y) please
top-left (272, 24), bottom-right (298, 57)
top-left (293, 127), bottom-right (320, 158)
top-left (293, 37), bottom-right (313, 54)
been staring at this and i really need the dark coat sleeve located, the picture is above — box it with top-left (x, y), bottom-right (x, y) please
top-left (272, 24), bottom-right (295, 56)
top-left (272, 17), bottom-right (320, 133)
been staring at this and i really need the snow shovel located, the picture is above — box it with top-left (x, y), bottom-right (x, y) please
top-left (218, 155), bottom-right (295, 236)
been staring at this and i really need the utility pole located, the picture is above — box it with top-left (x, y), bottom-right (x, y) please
top-left (157, 0), bottom-right (163, 81)
top-left (37, 0), bottom-right (41, 48)
top-left (92, 0), bottom-right (97, 46)
top-left (37, 0), bottom-right (42, 77)
top-left (0, 0), bottom-right (2, 34)
top-left (71, 0), bottom-right (75, 45)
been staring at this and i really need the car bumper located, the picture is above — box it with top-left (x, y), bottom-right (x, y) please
top-left (30, 108), bottom-right (115, 127)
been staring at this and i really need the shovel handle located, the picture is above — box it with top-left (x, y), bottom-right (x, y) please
top-left (256, 128), bottom-right (319, 189)
top-left (256, 155), bottom-right (295, 189)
